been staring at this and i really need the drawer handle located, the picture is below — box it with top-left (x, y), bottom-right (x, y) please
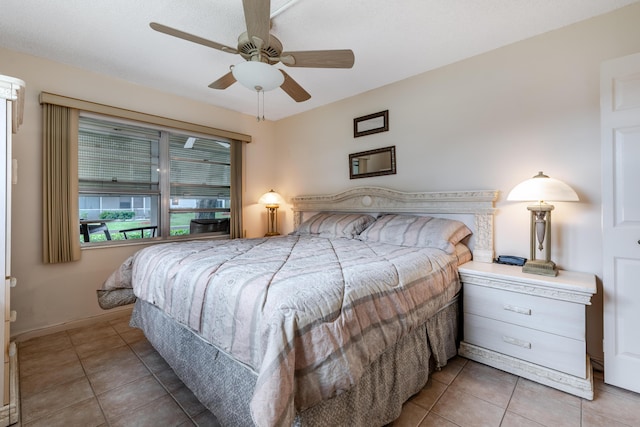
top-left (502, 335), bottom-right (531, 349)
top-left (503, 304), bottom-right (531, 316)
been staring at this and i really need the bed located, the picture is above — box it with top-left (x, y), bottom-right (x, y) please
top-left (99, 186), bottom-right (497, 427)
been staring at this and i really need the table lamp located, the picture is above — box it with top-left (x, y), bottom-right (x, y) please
top-left (258, 189), bottom-right (284, 236)
top-left (507, 171), bottom-right (579, 276)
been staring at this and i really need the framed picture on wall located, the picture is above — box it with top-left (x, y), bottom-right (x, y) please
top-left (353, 110), bottom-right (389, 138)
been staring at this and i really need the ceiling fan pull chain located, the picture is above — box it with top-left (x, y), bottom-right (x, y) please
top-left (256, 89), bottom-right (261, 122)
top-left (255, 88), bottom-right (266, 122)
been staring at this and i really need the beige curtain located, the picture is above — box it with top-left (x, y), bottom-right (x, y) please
top-left (230, 140), bottom-right (243, 239)
top-left (42, 104), bottom-right (81, 263)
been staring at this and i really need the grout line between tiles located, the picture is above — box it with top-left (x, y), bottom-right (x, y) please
top-left (113, 319), bottom-right (202, 426)
top-left (497, 375), bottom-right (519, 427)
top-left (428, 362), bottom-right (465, 427)
top-left (579, 395), bottom-right (583, 427)
top-left (19, 330), bottom-right (108, 427)
top-left (73, 328), bottom-right (112, 427)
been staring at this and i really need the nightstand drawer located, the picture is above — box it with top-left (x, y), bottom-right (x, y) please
top-left (463, 313), bottom-right (586, 377)
top-left (463, 283), bottom-right (584, 340)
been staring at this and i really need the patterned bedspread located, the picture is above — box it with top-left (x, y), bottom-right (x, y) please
top-left (102, 235), bottom-right (464, 427)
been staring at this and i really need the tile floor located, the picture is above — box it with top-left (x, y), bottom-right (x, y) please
top-left (16, 312), bottom-right (640, 427)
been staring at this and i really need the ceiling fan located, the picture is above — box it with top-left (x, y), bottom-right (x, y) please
top-left (149, 0), bottom-right (355, 103)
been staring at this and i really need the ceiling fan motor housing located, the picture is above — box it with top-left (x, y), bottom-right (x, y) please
top-left (238, 32), bottom-right (283, 63)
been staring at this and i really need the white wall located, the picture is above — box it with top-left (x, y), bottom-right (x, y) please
top-left (1, 47), bottom-right (279, 336)
top-left (274, 3), bottom-right (640, 363)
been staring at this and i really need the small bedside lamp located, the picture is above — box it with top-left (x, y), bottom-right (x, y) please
top-left (258, 189), bottom-right (284, 236)
top-left (507, 171), bottom-right (579, 276)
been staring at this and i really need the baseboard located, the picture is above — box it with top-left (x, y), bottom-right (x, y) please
top-left (590, 356), bottom-right (604, 373)
top-left (11, 306), bottom-right (133, 343)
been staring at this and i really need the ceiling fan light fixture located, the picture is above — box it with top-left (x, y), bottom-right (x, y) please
top-left (232, 61), bottom-right (284, 92)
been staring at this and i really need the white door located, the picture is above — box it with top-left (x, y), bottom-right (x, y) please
top-left (601, 52), bottom-right (640, 393)
top-left (0, 98), bottom-right (7, 405)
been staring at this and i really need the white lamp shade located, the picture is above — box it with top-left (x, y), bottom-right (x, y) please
top-left (232, 61), bottom-right (284, 92)
top-left (259, 190), bottom-right (284, 206)
top-left (507, 171), bottom-right (579, 202)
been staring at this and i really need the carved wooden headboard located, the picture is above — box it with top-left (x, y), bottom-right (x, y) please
top-left (290, 186), bottom-right (498, 263)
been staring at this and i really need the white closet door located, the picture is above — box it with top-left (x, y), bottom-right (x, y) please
top-left (601, 52), bottom-right (640, 393)
top-left (0, 98), bottom-right (7, 406)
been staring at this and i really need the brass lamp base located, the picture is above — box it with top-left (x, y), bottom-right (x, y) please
top-left (523, 259), bottom-right (558, 277)
top-left (264, 232), bottom-right (280, 237)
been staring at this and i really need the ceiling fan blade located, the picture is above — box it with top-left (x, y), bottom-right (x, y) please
top-left (242, 0), bottom-right (271, 50)
top-left (280, 49), bottom-right (355, 68)
top-left (149, 22), bottom-right (238, 54)
top-left (208, 72), bottom-right (236, 90)
top-left (279, 70), bottom-right (311, 102)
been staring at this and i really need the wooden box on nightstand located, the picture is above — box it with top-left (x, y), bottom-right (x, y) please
top-left (457, 261), bottom-right (597, 400)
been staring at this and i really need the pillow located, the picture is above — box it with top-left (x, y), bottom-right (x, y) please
top-left (358, 214), bottom-right (471, 254)
top-left (292, 212), bottom-right (377, 239)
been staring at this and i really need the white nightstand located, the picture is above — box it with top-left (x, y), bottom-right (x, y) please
top-left (457, 261), bottom-right (597, 400)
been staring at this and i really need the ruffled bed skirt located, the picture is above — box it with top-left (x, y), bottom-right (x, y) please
top-left (130, 295), bottom-right (459, 427)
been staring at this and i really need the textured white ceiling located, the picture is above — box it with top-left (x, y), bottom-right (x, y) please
top-left (1, 0), bottom-right (637, 120)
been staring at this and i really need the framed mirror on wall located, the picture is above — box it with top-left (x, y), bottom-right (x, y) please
top-left (349, 146), bottom-right (396, 179)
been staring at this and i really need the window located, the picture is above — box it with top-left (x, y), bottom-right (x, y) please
top-left (78, 116), bottom-right (232, 244)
